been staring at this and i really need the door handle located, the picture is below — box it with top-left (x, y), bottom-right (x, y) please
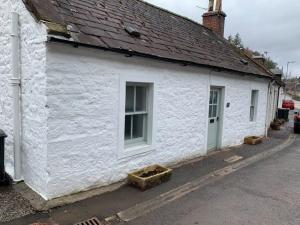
top-left (217, 117), bottom-right (219, 121)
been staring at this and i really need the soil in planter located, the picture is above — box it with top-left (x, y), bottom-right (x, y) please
top-left (140, 168), bottom-right (165, 178)
top-left (248, 136), bottom-right (259, 139)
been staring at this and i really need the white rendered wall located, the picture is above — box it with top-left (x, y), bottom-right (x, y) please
top-left (45, 43), bottom-right (269, 199)
top-left (267, 84), bottom-right (280, 128)
top-left (278, 88), bottom-right (284, 108)
top-left (0, 0), bottom-right (48, 196)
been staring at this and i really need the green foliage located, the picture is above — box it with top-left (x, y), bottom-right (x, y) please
top-left (228, 33), bottom-right (278, 70)
top-left (292, 95), bottom-right (300, 101)
top-left (265, 58), bottom-right (278, 70)
top-left (228, 33), bottom-right (244, 49)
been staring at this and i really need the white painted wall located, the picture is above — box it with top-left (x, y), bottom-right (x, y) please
top-left (0, 0), bottom-right (48, 196)
top-left (278, 88), bottom-right (284, 108)
top-left (266, 84), bottom-right (280, 128)
top-left (44, 43), bottom-right (269, 199)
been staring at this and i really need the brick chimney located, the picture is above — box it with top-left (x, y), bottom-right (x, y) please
top-left (252, 55), bottom-right (266, 66)
top-left (202, 0), bottom-right (226, 36)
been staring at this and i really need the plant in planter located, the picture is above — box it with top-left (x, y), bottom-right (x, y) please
top-left (128, 165), bottom-right (173, 191)
top-left (270, 121), bottom-right (281, 130)
top-left (274, 118), bottom-right (285, 125)
top-left (244, 136), bottom-right (263, 145)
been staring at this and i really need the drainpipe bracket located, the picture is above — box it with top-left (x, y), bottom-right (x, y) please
top-left (10, 78), bottom-right (21, 86)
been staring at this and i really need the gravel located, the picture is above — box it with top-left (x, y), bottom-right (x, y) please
top-left (0, 186), bottom-right (35, 223)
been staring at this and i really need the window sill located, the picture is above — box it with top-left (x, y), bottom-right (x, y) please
top-left (118, 144), bottom-right (155, 160)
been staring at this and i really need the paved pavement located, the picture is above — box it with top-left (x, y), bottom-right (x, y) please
top-left (127, 136), bottom-right (300, 225)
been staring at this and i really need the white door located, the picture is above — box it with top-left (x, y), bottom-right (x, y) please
top-left (208, 88), bottom-right (221, 150)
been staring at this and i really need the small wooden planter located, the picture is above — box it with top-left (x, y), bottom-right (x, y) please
top-left (278, 119), bottom-right (285, 125)
top-left (270, 122), bottom-right (281, 130)
top-left (244, 136), bottom-right (263, 145)
top-left (128, 165), bottom-right (173, 191)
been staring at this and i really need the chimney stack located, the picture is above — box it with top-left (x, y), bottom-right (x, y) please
top-left (202, 0), bottom-right (226, 36)
top-left (252, 55), bottom-right (266, 66)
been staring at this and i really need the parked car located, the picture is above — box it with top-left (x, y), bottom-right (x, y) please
top-left (294, 112), bottom-right (300, 133)
top-left (282, 100), bottom-right (295, 110)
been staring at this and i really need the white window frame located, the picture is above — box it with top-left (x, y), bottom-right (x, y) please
top-left (250, 90), bottom-right (259, 122)
top-left (125, 83), bottom-right (149, 146)
top-left (118, 75), bottom-right (156, 159)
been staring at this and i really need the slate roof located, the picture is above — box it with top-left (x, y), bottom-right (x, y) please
top-left (26, 0), bottom-right (271, 77)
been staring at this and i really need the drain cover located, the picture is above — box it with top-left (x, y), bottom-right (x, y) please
top-left (74, 217), bottom-right (102, 225)
top-left (224, 155), bottom-right (243, 163)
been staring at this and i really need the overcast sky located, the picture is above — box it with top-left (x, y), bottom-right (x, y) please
top-left (144, 0), bottom-right (300, 77)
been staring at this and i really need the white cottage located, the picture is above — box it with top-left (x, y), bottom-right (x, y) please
top-left (0, 0), bottom-right (282, 199)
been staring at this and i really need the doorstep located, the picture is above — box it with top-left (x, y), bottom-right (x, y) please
top-left (2, 124), bottom-right (292, 225)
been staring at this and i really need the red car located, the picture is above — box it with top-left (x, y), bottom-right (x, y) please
top-left (282, 100), bottom-right (295, 110)
top-left (294, 113), bottom-right (300, 133)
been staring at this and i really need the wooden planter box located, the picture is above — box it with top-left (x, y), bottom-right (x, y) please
top-left (128, 165), bottom-right (173, 191)
top-left (244, 136), bottom-right (263, 145)
top-left (278, 119), bottom-right (285, 125)
top-left (270, 122), bottom-right (281, 130)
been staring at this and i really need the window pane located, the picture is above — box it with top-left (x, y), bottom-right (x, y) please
top-left (126, 86), bottom-right (134, 112)
top-left (250, 106), bottom-right (254, 121)
top-left (251, 90), bottom-right (257, 106)
top-left (133, 114), bottom-right (145, 139)
top-left (136, 86), bottom-right (147, 112)
top-left (209, 105), bottom-right (212, 118)
top-left (251, 92), bottom-right (254, 106)
top-left (213, 91), bottom-right (218, 104)
top-left (125, 115), bottom-right (132, 140)
top-left (212, 105), bottom-right (217, 117)
top-left (209, 91), bottom-right (213, 104)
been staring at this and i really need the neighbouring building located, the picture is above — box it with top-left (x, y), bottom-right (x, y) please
top-left (0, 0), bottom-right (283, 199)
top-left (270, 68), bottom-right (286, 112)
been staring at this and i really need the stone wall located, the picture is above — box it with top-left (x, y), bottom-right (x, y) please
top-left (0, 0), bottom-right (48, 197)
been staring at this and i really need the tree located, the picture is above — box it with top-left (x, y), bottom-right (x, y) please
top-left (265, 58), bottom-right (278, 70)
top-left (228, 33), bottom-right (244, 49)
top-left (227, 33), bottom-right (278, 70)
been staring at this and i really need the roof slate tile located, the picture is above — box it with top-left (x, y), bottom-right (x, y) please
top-left (26, 0), bottom-right (271, 77)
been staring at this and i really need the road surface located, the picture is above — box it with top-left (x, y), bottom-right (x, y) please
top-left (128, 137), bottom-right (300, 225)
top-left (295, 100), bottom-right (300, 110)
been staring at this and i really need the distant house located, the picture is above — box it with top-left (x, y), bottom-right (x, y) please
top-left (0, 0), bottom-right (283, 199)
top-left (270, 68), bottom-right (286, 111)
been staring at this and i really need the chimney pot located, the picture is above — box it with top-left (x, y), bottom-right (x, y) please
top-left (202, 0), bottom-right (226, 36)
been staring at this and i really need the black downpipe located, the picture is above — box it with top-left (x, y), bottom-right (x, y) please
top-left (0, 130), bottom-right (11, 186)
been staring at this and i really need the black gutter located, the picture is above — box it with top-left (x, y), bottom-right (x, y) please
top-left (47, 37), bottom-right (273, 81)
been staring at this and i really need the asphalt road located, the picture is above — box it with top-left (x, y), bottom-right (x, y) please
top-left (128, 137), bottom-right (300, 225)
